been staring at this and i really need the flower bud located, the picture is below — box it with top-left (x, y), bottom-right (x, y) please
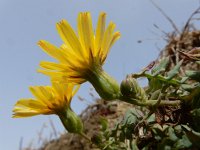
top-left (120, 76), bottom-right (147, 101)
top-left (59, 108), bottom-right (83, 134)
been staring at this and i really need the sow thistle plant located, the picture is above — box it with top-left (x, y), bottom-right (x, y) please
top-left (13, 11), bottom-right (121, 142)
top-left (38, 12), bottom-right (121, 100)
top-left (13, 11), bottom-right (200, 149)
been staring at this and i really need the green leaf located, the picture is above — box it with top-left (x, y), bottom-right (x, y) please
top-left (181, 125), bottom-right (200, 148)
top-left (147, 78), bottom-right (163, 93)
top-left (180, 76), bottom-right (189, 83)
top-left (174, 125), bottom-right (182, 136)
top-left (174, 134), bottom-right (192, 149)
top-left (152, 57), bottom-right (170, 76)
top-left (151, 124), bottom-right (165, 140)
top-left (121, 109), bottom-right (139, 127)
top-left (100, 117), bottom-right (108, 131)
top-left (181, 83), bottom-right (200, 91)
top-left (146, 113), bottom-right (156, 123)
top-left (144, 73), bottom-right (180, 87)
top-left (165, 60), bottom-right (183, 80)
top-left (169, 127), bottom-right (178, 142)
top-left (149, 89), bottom-right (161, 100)
top-left (185, 70), bottom-right (200, 82)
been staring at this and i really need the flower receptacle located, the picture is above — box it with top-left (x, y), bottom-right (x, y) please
top-left (86, 68), bottom-right (121, 100)
top-left (59, 108), bottom-right (83, 134)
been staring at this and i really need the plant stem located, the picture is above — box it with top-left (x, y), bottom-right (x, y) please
top-left (79, 132), bottom-right (91, 142)
top-left (120, 96), bottom-right (181, 107)
top-left (132, 73), bottom-right (180, 86)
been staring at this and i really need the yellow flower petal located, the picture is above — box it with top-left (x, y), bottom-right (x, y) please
top-left (13, 111), bottom-right (44, 118)
top-left (79, 12), bottom-right (95, 55)
top-left (100, 22), bottom-right (116, 62)
top-left (39, 12), bottom-right (120, 84)
top-left (95, 12), bottom-right (106, 57)
top-left (40, 61), bottom-right (70, 71)
top-left (101, 31), bottom-right (121, 63)
top-left (14, 99), bottom-right (46, 109)
top-left (56, 20), bottom-right (84, 57)
top-left (38, 40), bottom-right (67, 63)
top-left (13, 83), bottom-right (79, 118)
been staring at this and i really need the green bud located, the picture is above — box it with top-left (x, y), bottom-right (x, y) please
top-left (59, 108), bottom-right (83, 134)
top-left (120, 75), bottom-right (147, 101)
top-left (120, 76), bottom-right (137, 96)
top-left (86, 68), bottom-right (121, 100)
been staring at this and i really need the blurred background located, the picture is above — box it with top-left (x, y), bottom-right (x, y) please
top-left (0, 0), bottom-right (199, 149)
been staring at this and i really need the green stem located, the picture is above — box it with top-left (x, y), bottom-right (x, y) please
top-left (58, 108), bottom-right (83, 134)
top-left (120, 96), bottom-right (181, 107)
top-left (132, 73), bottom-right (180, 86)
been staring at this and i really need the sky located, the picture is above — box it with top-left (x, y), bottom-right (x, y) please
top-left (0, 0), bottom-right (199, 149)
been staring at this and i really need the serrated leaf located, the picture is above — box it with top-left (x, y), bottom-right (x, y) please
top-left (165, 60), bottom-right (183, 80)
top-left (121, 109), bottom-right (139, 127)
top-left (152, 57), bottom-right (170, 76)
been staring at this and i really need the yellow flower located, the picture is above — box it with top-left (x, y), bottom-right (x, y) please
top-left (13, 83), bottom-right (79, 118)
top-left (38, 12), bottom-right (120, 84)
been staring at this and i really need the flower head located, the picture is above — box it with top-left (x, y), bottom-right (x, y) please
top-left (38, 12), bottom-right (120, 84)
top-left (13, 83), bottom-right (79, 118)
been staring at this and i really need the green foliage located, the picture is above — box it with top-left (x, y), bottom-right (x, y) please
top-left (185, 70), bottom-right (200, 82)
top-left (90, 58), bottom-right (200, 149)
top-left (165, 59), bottom-right (183, 80)
top-left (92, 109), bottom-right (142, 150)
top-left (151, 57), bottom-right (170, 76)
